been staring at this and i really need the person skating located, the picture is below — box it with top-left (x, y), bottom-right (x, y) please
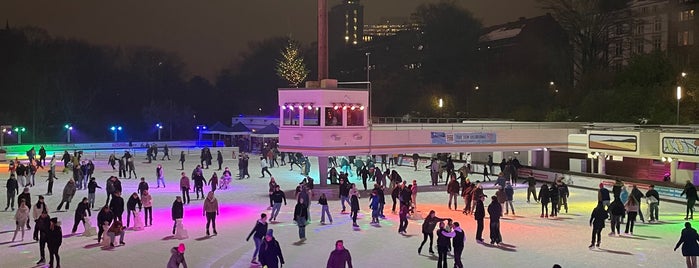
top-left (179, 172), bottom-right (191, 204)
top-left (71, 197), bottom-right (91, 234)
top-left (675, 222), bottom-right (699, 268)
top-left (293, 197), bottom-right (309, 240)
top-left (260, 157), bottom-right (272, 178)
top-left (349, 184), bottom-right (360, 227)
top-left (539, 184), bottom-right (550, 218)
top-left (474, 194), bottom-right (486, 243)
top-left (46, 170), bottom-right (55, 196)
top-left (646, 184), bottom-right (660, 222)
top-left (461, 178), bottom-right (474, 214)
top-left (216, 150), bottom-right (223, 171)
top-left (327, 239), bottom-right (353, 268)
top-left (504, 182), bottom-right (515, 215)
top-left (17, 187), bottom-right (31, 229)
top-left (270, 185), bottom-right (286, 222)
top-left (258, 229), bottom-right (285, 268)
top-left (32, 195), bottom-right (47, 239)
top-left (56, 179), bottom-right (76, 211)
top-left (162, 145), bottom-right (171, 161)
top-left (682, 181), bottom-right (698, 220)
top-left (488, 196), bottom-right (503, 245)
top-left (624, 195), bottom-right (640, 236)
top-left (107, 220), bottom-right (126, 247)
top-left (125, 192), bottom-right (142, 228)
top-left (549, 183), bottom-right (559, 218)
top-left (447, 175), bottom-right (460, 210)
top-left (418, 210), bottom-right (449, 254)
top-left (630, 184), bottom-right (645, 223)
top-left (452, 222), bottom-right (466, 268)
top-left (598, 183), bottom-right (611, 211)
top-left (557, 178), bottom-right (570, 213)
top-left (97, 206), bottom-right (113, 243)
top-left (319, 193), bottom-right (333, 224)
top-left (179, 151), bottom-right (186, 170)
top-left (35, 210), bottom-right (50, 265)
top-left (138, 177), bottom-right (149, 196)
top-left (608, 198), bottom-right (625, 236)
top-left (156, 164), bottom-right (166, 188)
top-left (5, 174), bottom-right (18, 211)
top-left (246, 213), bottom-right (268, 265)
top-left (192, 168), bottom-right (205, 200)
top-left (141, 189), bottom-right (153, 226)
top-left (525, 171), bottom-right (538, 203)
top-left (436, 220), bottom-right (455, 268)
top-left (208, 173), bottom-right (218, 192)
top-left (398, 202), bottom-right (409, 234)
top-left (12, 199), bottom-right (29, 241)
top-left (203, 191), bottom-right (219, 236)
top-left (369, 189), bottom-right (380, 224)
top-left (47, 217), bottom-right (62, 268)
top-left (167, 243), bottom-right (188, 268)
top-left (171, 196), bottom-right (184, 235)
top-left (105, 176), bottom-right (116, 205)
top-left (109, 191), bottom-right (125, 222)
top-left (87, 177), bottom-right (101, 209)
top-left (589, 202), bottom-right (608, 248)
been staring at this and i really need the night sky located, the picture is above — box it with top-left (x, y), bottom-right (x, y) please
top-left (2, 0), bottom-right (542, 79)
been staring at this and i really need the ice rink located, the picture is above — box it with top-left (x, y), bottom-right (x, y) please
top-left (0, 151), bottom-right (693, 267)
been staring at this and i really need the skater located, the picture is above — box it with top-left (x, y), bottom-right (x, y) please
top-left (682, 181), bottom-right (698, 220)
top-left (327, 240), bottom-right (353, 268)
top-left (87, 177), bottom-right (101, 209)
top-left (624, 195), bottom-right (639, 236)
top-left (118, 157), bottom-right (126, 178)
top-left (293, 197), bottom-right (309, 240)
top-left (162, 145), bottom-right (171, 161)
top-left (56, 179), bottom-right (76, 211)
top-left (32, 195), bottom-right (47, 238)
top-left (97, 206), bottom-right (113, 243)
top-left (216, 150), bottom-right (223, 170)
top-left (319, 193), bottom-right (332, 224)
top-left (488, 196), bottom-right (503, 245)
top-left (339, 178), bottom-right (351, 213)
top-left (109, 191), bottom-right (125, 222)
top-left (141, 189), bottom-right (153, 226)
top-left (246, 213), bottom-right (268, 265)
top-left (461, 178), bottom-right (474, 215)
top-left (127, 157), bottom-right (137, 179)
top-left (125, 192), bottom-right (142, 228)
top-left (418, 210), bottom-right (450, 254)
top-left (157, 164), bottom-right (166, 188)
top-left (17, 187), bottom-right (31, 229)
top-left (5, 174), bottom-right (18, 211)
top-left (203, 191), bottom-right (219, 236)
top-left (208, 173), bottom-right (218, 193)
top-left (260, 157), bottom-right (272, 178)
top-left (270, 185), bottom-right (286, 222)
top-left (646, 185), bottom-right (660, 222)
top-left (71, 197), bottom-right (91, 234)
top-left (526, 171), bottom-right (537, 202)
top-left (192, 168), bottom-right (205, 200)
top-left (436, 220), bottom-right (455, 268)
top-left (453, 222), bottom-right (466, 268)
top-left (675, 222), bottom-right (699, 268)
top-left (171, 197), bottom-right (184, 235)
top-left (179, 172), bottom-right (191, 204)
top-left (447, 175), bottom-right (460, 210)
top-left (539, 184), bottom-right (550, 218)
top-left (608, 198), bottom-right (625, 236)
top-left (630, 184), bottom-right (645, 223)
top-left (258, 229), bottom-right (285, 268)
top-left (474, 194), bottom-right (486, 243)
top-left (105, 176), bottom-right (116, 205)
top-left (369, 190), bottom-right (380, 224)
top-left (12, 199), bottom-right (29, 241)
top-left (398, 202), bottom-right (409, 234)
top-left (34, 210), bottom-right (50, 265)
top-left (107, 220), bottom-right (125, 247)
top-left (46, 170), bottom-right (55, 196)
top-left (167, 243), bottom-right (188, 268)
top-left (179, 151), bottom-right (186, 170)
top-left (589, 202), bottom-right (608, 248)
top-left (504, 182), bottom-right (515, 215)
top-left (549, 183), bottom-right (559, 217)
top-left (598, 183), bottom-right (611, 210)
top-left (47, 218), bottom-right (62, 268)
top-left (350, 184), bottom-right (360, 227)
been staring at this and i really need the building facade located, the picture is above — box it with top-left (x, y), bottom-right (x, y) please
top-left (329, 0), bottom-right (364, 54)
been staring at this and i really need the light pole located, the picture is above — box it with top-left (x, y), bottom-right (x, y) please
top-left (110, 126), bottom-right (122, 142)
top-left (156, 123), bottom-right (163, 140)
top-left (64, 124), bottom-right (73, 143)
top-left (0, 126), bottom-right (11, 149)
top-left (365, 52), bottom-right (372, 125)
top-left (677, 86), bottom-right (682, 125)
top-left (13, 127), bottom-right (26, 144)
top-left (196, 125), bottom-right (207, 144)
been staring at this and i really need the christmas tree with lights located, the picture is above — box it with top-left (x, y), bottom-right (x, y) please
top-left (276, 40), bottom-right (309, 87)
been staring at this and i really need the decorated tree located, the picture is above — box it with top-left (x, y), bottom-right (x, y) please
top-left (275, 40), bottom-right (309, 87)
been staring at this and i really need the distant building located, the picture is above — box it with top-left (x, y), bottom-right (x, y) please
top-left (363, 17), bottom-right (421, 43)
top-left (607, 0), bottom-right (670, 69)
top-left (329, 0), bottom-right (364, 56)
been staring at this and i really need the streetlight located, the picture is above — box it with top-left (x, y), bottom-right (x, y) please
top-left (438, 98), bottom-right (444, 108)
top-left (196, 125), bottom-right (207, 144)
top-left (110, 125), bottom-right (122, 142)
top-left (64, 124), bottom-right (73, 143)
top-left (0, 125), bottom-right (12, 149)
top-left (365, 52), bottom-right (372, 125)
top-left (156, 123), bottom-right (163, 140)
top-left (13, 126), bottom-right (26, 144)
top-left (677, 86), bottom-right (682, 125)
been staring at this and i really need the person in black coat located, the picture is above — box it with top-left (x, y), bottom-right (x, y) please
top-left (630, 185), bottom-right (645, 223)
top-left (171, 196), bottom-right (184, 235)
top-left (47, 218), bottom-right (62, 268)
top-left (675, 222), bottom-right (699, 268)
top-left (97, 206), bottom-right (114, 243)
top-left (539, 184), bottom-right (550, 218)
top-left (34, 210), bottom-right (51, 265)
top-left (608, 198), bottom-right (625, 236)
top-left (487, 196), bottom-right (503, 245)
top-left (589, 202), bottom-right (608, 248)
top-left (5, 175), bottom-right (19, 211)
top-left (258, 229), bottom-right (284, 268)
top-left (418, 210), bottom-right (449, 254)
top-left (474, 195), bottom-right (486, 243)
top-left (109, 191), bottom-right (125, 223)
top-left (646, 185), bottom-right (661, 222)
top-left (71, 198), bottom-right (91, 233)
top-left (126, 192), bottom-right (142, 228)
top-left (681, 181), bottom-right (698, 220)
top-left (549, 183), bottom-right (559, 217)
top-left (293, 198), bottom-right (308, 240)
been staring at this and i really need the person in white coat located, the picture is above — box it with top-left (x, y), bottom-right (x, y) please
top-left (13, 199), bottom-right (30, 241)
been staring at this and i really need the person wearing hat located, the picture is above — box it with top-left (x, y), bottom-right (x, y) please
top-left (258, 229), bottom-right (285, 268)
top-left (47, 217), bottom-right (62, 268)
top-left (167, 243), bottom-right (188, 268)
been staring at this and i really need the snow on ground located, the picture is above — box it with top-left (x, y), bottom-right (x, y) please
top-left (0, 153), bottom-right (692, 267)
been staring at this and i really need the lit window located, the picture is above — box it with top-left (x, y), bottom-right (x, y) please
top-left (325, 108), bottom-right (343, 126)
top-left (678, 30), bottom-right (694, 46)
top-left (303, 107), bottom-right (320, 126)
top-left (680, 10), bottom-right (695, 21)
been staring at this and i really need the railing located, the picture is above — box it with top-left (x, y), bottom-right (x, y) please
top-left (370, 119), bottom-right (587, 131)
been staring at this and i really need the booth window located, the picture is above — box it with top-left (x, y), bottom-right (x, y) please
top-left (325, 108), bottom-right (343, 126)
top-left (304, 107), bottom-right (320, 126)
top-left (347, 109), bottom-right (364, 126)
top-left (283, 108), bottom-right (299, 126)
